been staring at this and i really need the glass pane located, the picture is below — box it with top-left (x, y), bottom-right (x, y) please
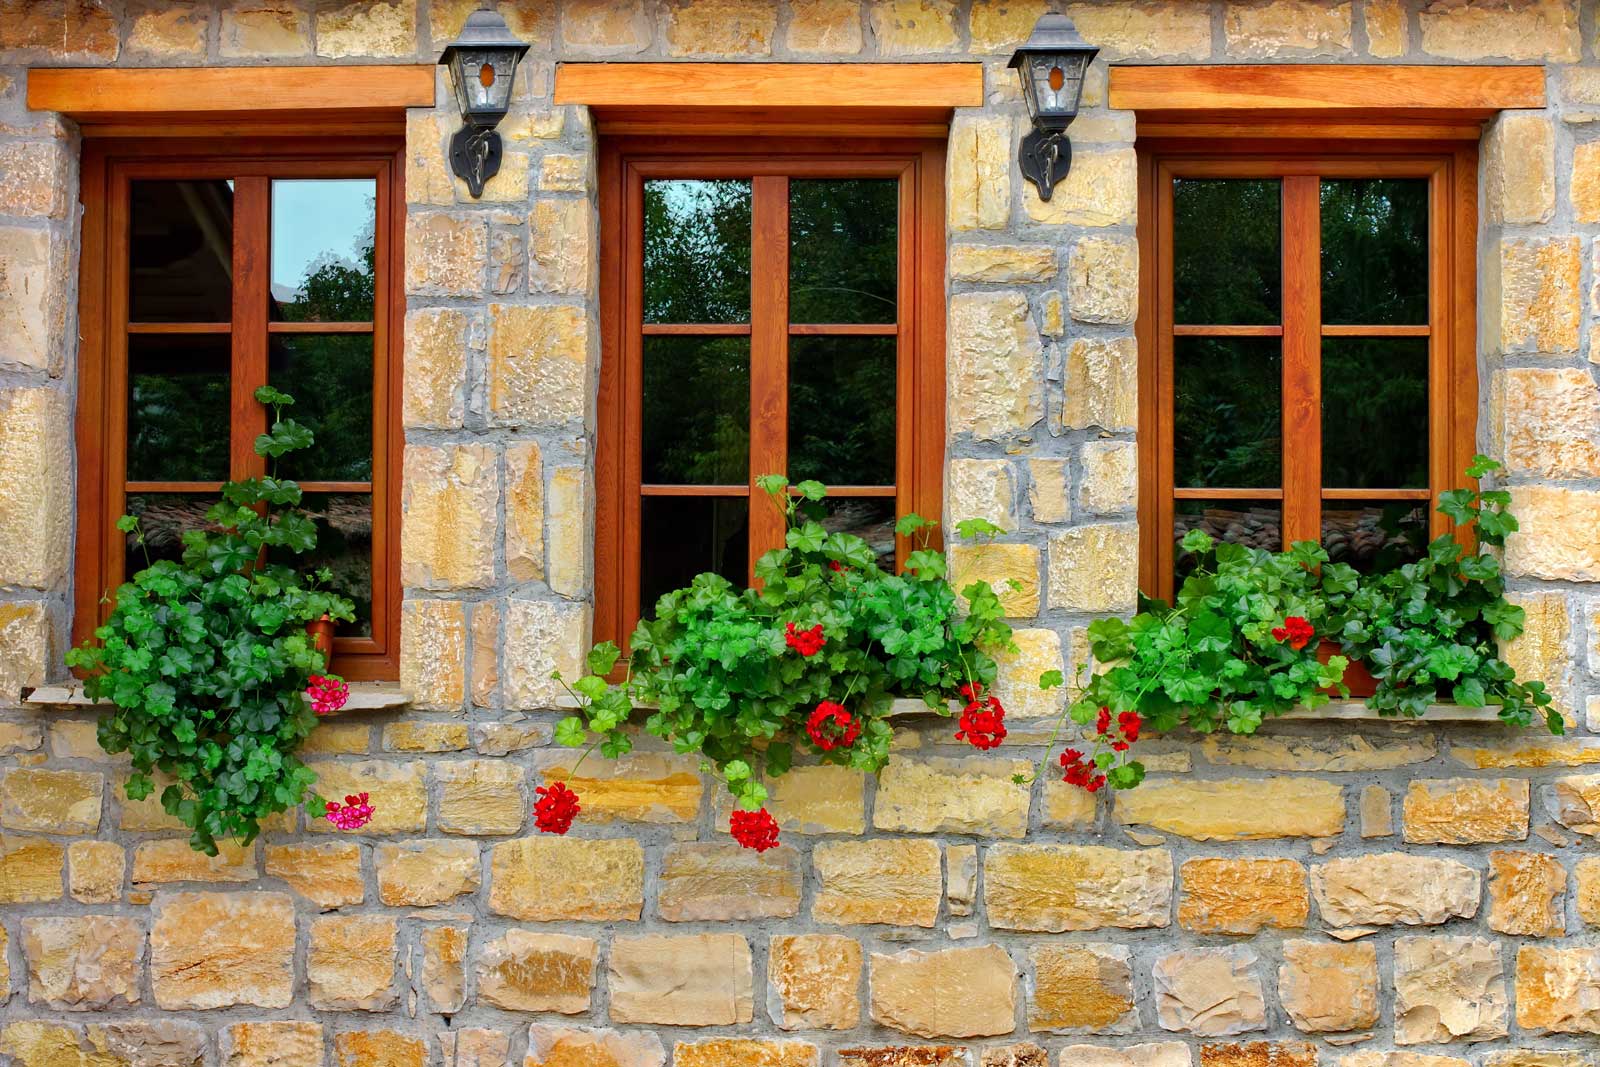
top-left (642, 337), bottom-right (750, 485)
top-left (644, 179), bottom-right (751, 324)
top-left (1175, 500), bottom-right (1282, 584)
top-left (1172, 179), bottom-right (1281, 325)
top-left (788, 336), bottom-right (895, 486)
top-left (124, 493), bottom-right (214, 578)
top-left (127, 335), bottom-right (231, 482)
top-left (270, 179), bottom-right (377, 322)
top-left (822, 498), bottom-right (896, 573)
top-left (789, 179), bottom-right (897, 324)
top-left (1322, 338), bottom-right (1428, 489)
top-left (1322, 499), bottom-right (1428, 575)
top-left (1174, 337), bottom-right (1281, 489)
top-left (269, 334), bottom-right (374, 482)
top-left (129, 180), bottom-right (234, 322)
top-left (1321, 178), bottom-right (1428, 325)
top-left (269, 492), bottom-right (373, 637)
top-left (639, 496), bottom-right (748, 615)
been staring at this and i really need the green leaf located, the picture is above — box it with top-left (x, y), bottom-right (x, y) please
top-left (253, 385), bottom-right (294, 406)
top-left (1465, 453), bottom-right (1500, 479)
top-left (723, 759), bottom-right (752, 782)
top-left (553, 717), bottom-right (587, 747)
top-left (954, 517), bottom-right (1005, 540)
top-left (1038, 669), bottom-right (1064, 690)
top-left (794, 479), bottom-right (827, 501)
top-left (586, 642), bottom-right (621, 676)
top-left (1436, 488), bottom-right (1477, 525)
top-left (894, 513), bottom-right (931, 537)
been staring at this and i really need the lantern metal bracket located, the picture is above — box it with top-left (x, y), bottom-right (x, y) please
top-left (1018, 128), bottom-right (1071, 202)
top-left (449, 124), bottom-right (503, 199)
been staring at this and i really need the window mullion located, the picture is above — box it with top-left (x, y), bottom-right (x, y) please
top-left (230, 175), bottom-right (270, 482)
top-left (1280, 174), bottom-right (1322, 546)
top-left (748, 174), bottom-right (790, 582)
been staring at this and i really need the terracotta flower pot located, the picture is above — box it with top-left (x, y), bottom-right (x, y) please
top-left (306, 615), bottom-right (336, 659)
top-left (1317, 638), bottom-right (1377, 698)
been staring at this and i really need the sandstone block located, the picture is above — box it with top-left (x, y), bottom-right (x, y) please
top-left (1402, 777), bottom-right (1528, 843)
top-left (263, 842), bottom-right (362, 909)
top-left (530, 197), bottom-right (594, 295)
top-left (1549, 774), bottom-right (1600, 834)
top-left (659, 842), bottom-right (801, 921)
top-left (1573, 142), bottom-right (1600, 223)
top-left (1453, 737), bottom-right (1600, 769)
top-left (477, 929), bottom-right (596, 1014)
top-left (1042, 776), bottom-right (1099, 830)
top-left (870, 944), bottom-right (1018, 1038)
top-left (991, 628), bottom-right (1067, 719)
top-left (1028, 942), bottom-right (1136, 1034)
top-left (1517, 946), bottom-right (1600, 1033)
top-left (1279, 940), bottom-right (1378, 1033)
top-left (489, 836), bottom-right (643, 921)
top-left (1048, 523), bottom-right (1140, 614)
top-left (66, 841), bottom-right (122, 904)
top-left (1418, 0), bottom-right (1578, 61)
top-left (0, 236), bottom-right (69, 378)
top-left (674, 1041), bottom-right (818, 1067)
top-left (88, 1020), bottom-right (206, 1067)
top-left (787, 0), bottom-right (864, 53)
top-left (1493, 237), bottom-right (1581, 354)
top-left (1395, 935), bottom-right (1508, 1044)
top-left (1200, 1045), bottom-right (1318, 1067)
top-left (1027, 458), bottom-right (1070, 522)
top-left (947, 115), bottom-right (1010, 231)
top-left (1494, 367), bottom-right (1600, 478)
top-left (948, 542), bottom-right (1041, 618)
top-left (813, 838), bottom-right (942, 927)
top-left (985, 844), bottom-right (1173, 931)
top-left (1578, 856), bottom-right (1600, 925)
top-left (398, 600), bottom-right (466, 711)
top-left (1153, 948), bottom-right (1266, 1036)
top-left (545, 464), bottom-right (590, 598)
top-left (1117, 777), bottom-right (1344, 841)
top-left (1079, 441), bottom-right (1137, 514)
top-left (0, 603), bottom-right (53, 697)
top-left (1312, 853), bottom-right (1480, 926)
top-left (221, 1022), bottom-right (324, 1067)
top-left (429, 0), bottom-right (553, 47)
top-left (1483, 1054), bottom-right (1594, 1067)
top-left (381, 721), bottom-right (468, 753)
top-left (439, 1029), bottom-right (508, 1067)
top-left (968, 0), bottom-right (1049, 52)
top-left (475, 720), bottom-right (550, 756)
top-left (502, 443), bottom-right (545, 586)
top-left (0, 141), bottom-right (71, 219)
top-left (949, 291), bottom-right (1044, 439)
top-left (333, 1031), bottom-right (427, 1067)
top-left (1069, 236), bottom-right (1138, 324)
top-left (1178, 857), bottom-right (1308, 934)
top-left (608, 934), bottom-right (753, 1025)
top-left (1060, 337), bottom-right (1137, 432)
top-left (1064, 2), bottom-right (1210, 58)
top-left (1024, 148), bottom-right (1136, 226)
top-left (308, 915), bottom-right (397, 1011)
top-left (150, 891), bottom-right (295, 1010)
top-left (1224, 0), bottom-right (1351, 55)
top-left (315, 1), bottom-right (415, 57)
top-left (525, 1026), bottom-right (666, 1067)
top-left (1, 768), bottom-right (101, 834)
top-left (220, 6), bottom-right (310, 57)
top-left (950, 243), bottom-right (1057, 284)
top-left (1201, 733), bottom-right (1435, 771)
top-left (1489, 850), bottom-right (1565, 936)
top-left (401, 443), bottom-right (498, 589)
top-left (948, 458), bottom-right (1018, 530)
top-left (421, 924), bottom-right (467, 1015)
top-left (1059, 1044), bottom-right (1193, 1067)
top-left (304, 760), bottom-right (427, 834)
top-left (0, 721), bottom-right (41, 755)
top-left (1506, 488), bottom-right (1600, 581)
top-left (664, 0), bottom-right (777, 55)
top-left (21, 916), bottom-right (142, 1009)
top-left (869, 0), bottom-right (959, 54)
top-left (502, 598), bottom-right (590, 709)
top-left (375, 839), bottom-right (480, 906)
top-left (1485, 112), bottom-right (1556, 225)
top-left (0, 834), bottom-right (63, 903)
top-left (769, 933), bottom-right (863, 1031)
top-left (539, 751), bottom-right (704, 824)
top-left (131, 839), bottom-right (256, 885)
top-left (874, 756), bottom-right (1032, 837)
top-left (436, 758), bottom-right (526, 835)
top-left (1360, 784), bottom-right (1393, 838)
top-left (405, 212), bottom-right (486, 295)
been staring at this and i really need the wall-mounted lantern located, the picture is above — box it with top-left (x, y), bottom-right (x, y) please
top-left (438, 8), bottom-right (529, 198)
top-left (1008, 14), bottom-right (1100, 202)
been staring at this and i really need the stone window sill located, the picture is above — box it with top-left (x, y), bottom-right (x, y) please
top-left (21, 683), bottom-right (410, 711)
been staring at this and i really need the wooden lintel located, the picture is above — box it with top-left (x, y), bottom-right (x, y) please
top-left (555, 62), bottom-right (984, 110)
top-left (1109, 64), bottom-right (1545, 115)
top-left (28, 65), bottom-right (436, 118)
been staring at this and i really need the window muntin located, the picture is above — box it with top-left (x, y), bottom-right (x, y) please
top-left (597, 141), bottom-right (944, 650)
top-left (1143, 151), bottom-right (1477, 597)
top-left (77, 144), bottom-right (402, 680)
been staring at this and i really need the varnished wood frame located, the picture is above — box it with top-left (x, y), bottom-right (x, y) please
top-left (595, 136), bottom-right (947, 652)
top-left (1135, 140), bottom-right (1480, 600)
top-left (75, 136), bottom-right (407, 681)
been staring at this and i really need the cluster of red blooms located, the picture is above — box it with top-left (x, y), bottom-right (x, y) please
top-left (1058, 749), bottom-right (1106, 792)
top-left (1272, 615), bottom-right (1315, 650)
top-left (324, 792), bottom-right (374, 830)
top-left (1060, 707), bottom-right (1143, 792)
top-left (1098, 706), bottom-right (1142, 751)
top-left (306, 674), bottom-right (349, 716)
top-left (806, 700), bottom-right (861, 752)
top-left (533, 782), bottom-right (581, 835)
top-left (828, 560), bottom-right (846, 573)
top-left (784, 622), bottom-right (826, 657)
top-left (954, 681), bottom-right (1007, 750)
top-left (729, 807), bottom-right (781, 851)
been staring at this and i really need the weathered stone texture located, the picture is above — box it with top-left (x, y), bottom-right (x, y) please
top-left (608, 934), bottom-right (754, 1025)
top-left (1493, 237), bottom-right (1582, 354)
top-left (1402, 778), bottom-right (1529, 843)
top-left (1489, 850), bottom-right (1566, 936)
top-left (769, 934), bottom-right (863, 1030)
top-left (948, 542), bottom-right (1041, 618)
top-left (1, 768), bottom-right (102, 834)
top-left (150, 892), bottom-right (295, 1010)
top-left (1028, 942), bottom-right (1137, 1034)
top-left (659, 842), bottom-right (801, 921)
top-left (874, 756), bottom-right (1032, 837)
top-left (1048, 522), bottom-right (1139, 613)
top-left (985, 844), bottom-right (1173, 931)
top-left (308, 915), bottom-right (397, 1011)
top-left (21, 916), bottom-right (142, 1010)
top-left (813, 838), bottom-right (942, 927)
top-left (1517, 946), bottom-right (1600, 1033)
top-left (787, 0), bottom-right (864, 53)
top-left (540, 751), bottom-right (703, 824)
top-left (1485, 112), bottom-right (1556, 224)
top-left (1312, 853), bottom-right (1481, 927)
top-left (220, 1021), bottom-right (324, 1067)
top-left (488, 303), bottom-right (589, 427)
top-left (437, 758), bottom-right (526, 835)
top-left (1153, 948), bottom-right (1267, 1036)
top-left (0, 387), bottom-right (73, 590)
top-left (870, 944), bottom-right (1018, 1038)
top-left (489, 836), bottom-right (644, 921)
top-left (1279, 940), bottom-right (1378, 1033)
top-left (1223, 0), bottom-right (1352, 56)
top-left (1117, 777), bottom-right (1344, 841)
top-left (947, 114), bottom-right (1010, 231)
top-left (949, 291), bottom-right (1044, 439)
top-left (477, 929), bottom-right (596, 1014)
top-left (1178, 857), bottom-right (1308, 934)
top-left (1493, 367), bottom-right (1600, 478)
top-left (1024, 149), bottom-right (1137, 226)
top-left (263, 842), bottom-right (362, 910)
top-left (1394, 936), bottom-right (1509, 1044)
top-left (1060, 337), bottom-right (1137, 431)
top-left (401, 444), bottom-right (498, 590)
top-left (375, 839), bottom-right (480, 906)
top-left (304, 760), bottom-right (427, 835)
top-left (1418, 0), bottom-right (1579, 61)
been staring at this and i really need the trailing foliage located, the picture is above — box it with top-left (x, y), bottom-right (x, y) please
top-left (67, 387), bottom-right (355, 855)
top-left (555, 476), bottom-right (1017, 812)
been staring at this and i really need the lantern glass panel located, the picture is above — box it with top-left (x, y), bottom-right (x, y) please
top-left (1026, 53), bottom-right (1085, 128)
top-left (448, 48), bottom-right (518, 124)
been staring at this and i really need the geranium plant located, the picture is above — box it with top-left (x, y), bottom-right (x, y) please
top-left (67, 387), bottom-right (361, 855)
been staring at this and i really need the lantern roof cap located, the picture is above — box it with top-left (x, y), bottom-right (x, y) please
top-left (1007, 13), bottom-right (1098, 68)
top-left (438, 7), bottom-right (530, 65)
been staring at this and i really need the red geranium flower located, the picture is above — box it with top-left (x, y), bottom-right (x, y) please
top-left (806, 701), bottom-right (861, 752)
top-left (307, 674), bottom-right (349, 715)
top-left (533, 782), bottom-right (581, 835)
top-left (1095, 706), bottom-right (1112, 735)
top-left (324, 792), bottom-right (374, 830)
top-left (784, 622), bottom-right (826, 657)
top-left (1271, 615), bottom-right (1315, 651)
top-left (1059, 749), bottom-right (1106, 792)
top-left (729, 807), bottom-right (781, 851)
top-left (1118, 711), bottom-right (1142, 743)
top-left (956, 693), bottom-right (1007, 751)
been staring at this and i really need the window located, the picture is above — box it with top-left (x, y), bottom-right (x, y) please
top-left (1137, 147), bottom-right (1478, 599)
top-left (75, 139), bottom-right (404, 680)
top-left (595, 137), bottom-right (946, 647)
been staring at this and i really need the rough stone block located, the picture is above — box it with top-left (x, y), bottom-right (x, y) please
top-left (0, 768), bottom-right (102, 834)
top-left (308, 915), bottom-right (397, 1011)
top-left (1117, 777), bottom-right (1344, 841)
top-left (303, 760), bottom-right (427, 834)
top-left (333, 1031), bottom-right (428, 1067)
top-left (375, 839), bottom-right (480, 906)
top-left (489, 836), bottom-right (643, 921)
top-left (21, 916), bottom-right (142, 1010)
top-left (530, 198), bottom-right (594, 295)
top-left (950, 243), bottom-right (1057, 283)
top-left (150, 891), bottom-right (295, 1010)
top-left (1060, 337), bottom-right (1137, 432)
top-left (1069, 236), bottom-right (1138, 324)
top-left (1153, 947), bottom-right (1266, 1036)
top-left (949, 291), bottom-right (1044, 439)
top-left (608, 934), bottom-right (753, 1025)
top-left (404, 212), bottom-right (486, 296)
top-left (663, 0), bottom-right (777, 55)
top-left (525, 1026), bottom-right (666, 1067)
top-left (874, 756), bottom-right (1032, 837)
top-left (1048, 522), bottom-right (1139, 613)
top-left (870, 943), bottom-right (1018, 1038)
top-left (1224, 0), bottom-right (1352, 56)
top-left (947, 458), bottom-right (1018, 530)
top-left (1023, 149), bottom-right (1136, 226)
top-left (1312, 853), bottom-right (1480, 926)
top-left (985, 843), bottom-right (1173, 931)
top-left (67, 840), bottom-right (123, 904)
top-left (813, 838), bottom-right (942, 927)
top-left (786, 0), bottom-right (863, 53)
top-left (1402, 778), bottom-right (1529, 843)
top-left (0, 387), bottom-right (73, 587)
top-left (263, 842), bottom-right (362, 910)
top-left (659, 842), bottom-right (801, 921)
top-left (477, 929), bottom-right (596, 1014)
top-left (1517, 946), bottom-right (1600, 1033)
top-left (501, 598), bottom-right (590, 709)
top-left (131, 839), bottom-right (256, 885)
top-left (1493, 368), bottom-right (1600, 479)
top-left (0, 833), bottom-right (63, 903)
top-left (947, 114), bottom-right (1010, 231)
top-left (673, 1041), bottom-right (819, 1067)
top-left (991, 628), bottom-right (1066, 719)
top-left (488, 304), bottom-right (588, 427)
top-left (401, 443), bottom-right (498, 590)
top-left (869, 0), bottom-right (959, 55)
top-left (398, 600), bottom-right (467, 711)
top-left (1418, 0), bottom-right (1578, 61)
top-left (436, 758), bottom-right (526, 835)
top-left (220, 1022), bottom-right (324, 1067)
top-left (1485, 112), bottom-right (1556, 224)
top-left (948, 542), bottom-right (1041, 618)
top-left (421, 924), bottom-right (467, 1015)
top-left (539, 751), bottom-right (703, 824)
top-left (1493, 237), bottom-right (1581, 354)
top-left (1178, 857), bottom-right (1308, 934)
top-left (314, 0), bottom-right (416, 57)
top-left (1395, 936), bottom-right (1508, 1044)
top-left (769, 933), bottom-right (863, 1031)
top-left (1489, 850), bottom-right (1566, 936)
top-left (1278, 940), bottom-right (1379, 1033)
top-left (1028, 942), bottom-right (1136, 1034)
top-left (1079, 441), bottom-right (1137, 514)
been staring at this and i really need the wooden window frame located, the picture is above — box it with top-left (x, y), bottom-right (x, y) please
top-left (1135, 139), bottom-right (1479, 600)
top-left (594, 135), bottom-right (947, 651)
top-left (74, 135), bottom-right (407, 681)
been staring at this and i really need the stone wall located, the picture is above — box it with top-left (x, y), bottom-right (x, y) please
top-left (4, 2), bottom-right (1600, 1066)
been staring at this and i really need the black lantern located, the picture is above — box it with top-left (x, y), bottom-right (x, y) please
top-left (1008, 14), bottom-right (1099, 202)
top-left (438, 7), bottom-right (530, 198)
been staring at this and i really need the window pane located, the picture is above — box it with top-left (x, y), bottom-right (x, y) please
top-left (1175, 500), bottom-right (1282, 584)
top-left (788, 336), bottom-right (895, 486)
top-left (269, 334), bottom-right (374, 482)
top-left (1322, 499), bottom-right (1428, 574)
top-left (822, 498), bottom-right (897, 572)
top-left (271, 179), bottom-right (376, 322)
top-left (789, 179), bottom-right (897, 324)
top-left (1174, 337), bottom-right (1281, 489)
top-left (124, 493), bottom-right (214, 578)
top-left (642, 336), bottom-right (750, 485)
top-left (639, 496), bottom-right (748, 615)
top-left (1321, 178), bottom-right (1428, 325)
top-left (127, 335), bottom-right (231, 482)
top-left (644, 179), bottom-right (751, 324)
top-left (269, 492), bottom-right (373, 636)
top-left (1321, 338), bottom-right (1428, 489)
top-left (1173, 179), bottom-right (1281, 325)
top-left (129, 180), bottom-right (234, 322)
